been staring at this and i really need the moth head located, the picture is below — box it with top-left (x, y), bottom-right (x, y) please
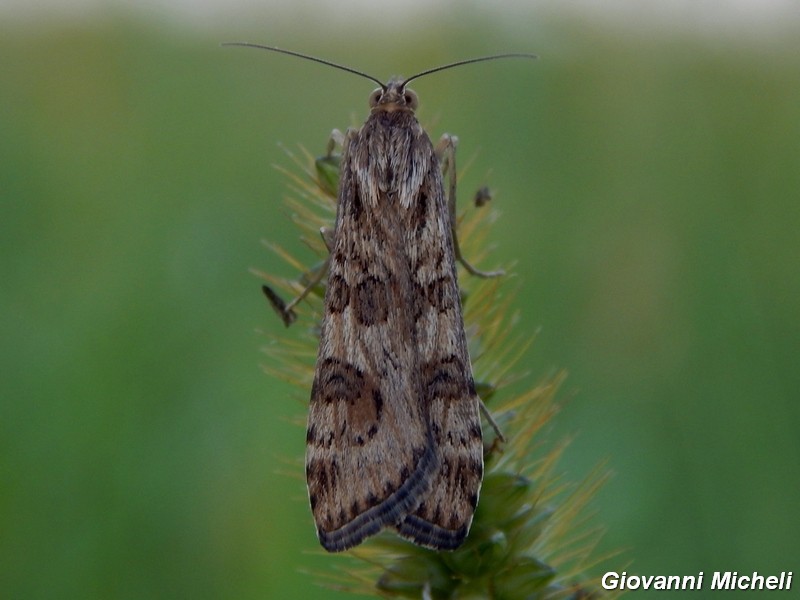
top-left (369, 80), bottom-right (419, 113)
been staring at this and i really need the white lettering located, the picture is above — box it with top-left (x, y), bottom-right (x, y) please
top-left (603, 570), bottom-right (789, 591)
top-left (601, 572), bottom-right (619, 590)
top-left (681, 574), bottom-right (701, 590)
top-left (653, 576), bottom-right (670, 590)
top-left (751, 572), bottom-right (765, 589)
top-left (712, 572), bottom-right (732, 589)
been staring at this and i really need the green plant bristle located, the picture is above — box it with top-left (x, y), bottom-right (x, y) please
top-left (259, 138), bottom-right (620, 599)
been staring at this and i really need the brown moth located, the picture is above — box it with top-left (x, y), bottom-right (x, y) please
top-left (225, 44), bottom-right (535, 552)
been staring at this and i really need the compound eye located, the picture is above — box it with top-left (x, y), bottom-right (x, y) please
top-left (403, 89), bottom-right (419, 110)
top-left (369, 88), bottom-right (382, 108)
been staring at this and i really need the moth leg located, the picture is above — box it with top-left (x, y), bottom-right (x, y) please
top-left (422, 582), bottom-right (433, 600)
top-left (474, 380), bottom-right (506, 443)
top-left (326, 128), bottom-right (345, 154)
top-left (263, 227), bottom-right (333, 327)
top-left (265, 130), bottom-right (357, 326)
top-left (435, 134), bottom-right (504, 279)
top-left (473, 185), bottom-right (493, 207)
top-left (479, 399), bottom-right (506, 444)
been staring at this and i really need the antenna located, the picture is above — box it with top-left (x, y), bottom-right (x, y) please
top-left (222, 43), bottom-right (537, 90)
top-left (401, 53), bottom-right (537, 87)
top-left (221, 43), bottom-right (386, 89)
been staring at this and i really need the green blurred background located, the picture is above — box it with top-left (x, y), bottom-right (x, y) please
top-left (2, 3), bottom-right (798, 598)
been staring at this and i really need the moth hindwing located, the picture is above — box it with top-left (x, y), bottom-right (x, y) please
top-left (228, 44), bottom-right (536, 551)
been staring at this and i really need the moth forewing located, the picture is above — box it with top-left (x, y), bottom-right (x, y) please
top-left (304, 79), bottom-right (485, 552)
top-left (393, 120), bottom-right (484, 550)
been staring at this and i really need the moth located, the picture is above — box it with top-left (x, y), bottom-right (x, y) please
top-left (226, 44), bottom-right (535, 552)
